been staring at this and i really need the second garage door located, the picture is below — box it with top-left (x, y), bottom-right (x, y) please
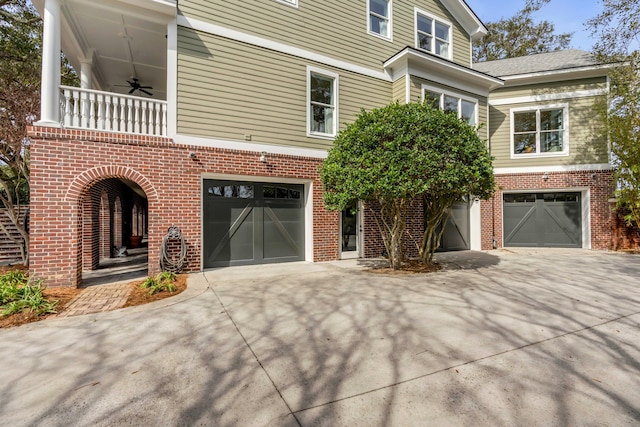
top-left (503, 192), bottom-right (582, 248)
top-left (203, 180), bottom-right (305, 268)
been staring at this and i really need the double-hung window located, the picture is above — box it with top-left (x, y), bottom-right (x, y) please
top-left (415, 9), bottom-right (451, 59)
top-left (511, 105), bottom-right (568, 157)
top-left (308, 67), bottom-right (338, 138)
top-left (368, 0), bottom-right (392, 40)
top-left (423, 86), bottom-right (477, 126)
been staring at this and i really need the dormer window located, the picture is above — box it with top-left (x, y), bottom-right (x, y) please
top-left (415, 9), bottom-right (451, 59)
top-left (368, 0), bottom-right (392, 40)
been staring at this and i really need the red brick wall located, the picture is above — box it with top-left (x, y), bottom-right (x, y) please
top-left (481, 170), bottom-right (615, 250)
top-left (28, 126), bottom-right (339, 288)
top-left (363, 198), bottom-right (424, 260)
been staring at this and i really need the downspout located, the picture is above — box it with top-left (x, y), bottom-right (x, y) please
top-left (487, 102), bottom-right (498, 249)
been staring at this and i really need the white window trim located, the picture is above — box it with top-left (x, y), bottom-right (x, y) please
top-left (414, 8), bottom-right (453, 60)
top-left (275, 0), bottom-right (298, 8)
top-left (367, 0), bottom-right (393, 42)
top-left (421, 84), bottom-right (478, 126)
top-left (510, 103), bottom-right (570, 159)
top-left (307, 66), bottom-right (339, 140)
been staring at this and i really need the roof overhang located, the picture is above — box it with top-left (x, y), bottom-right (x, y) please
top-left (384, 47), bottom-right (503, 97)
top-left (498, 63), bottom-right (620, 87)
top-left (33, 0), bottom-right (176, 100)
top-left (442, 0), bottom-right (488, 40)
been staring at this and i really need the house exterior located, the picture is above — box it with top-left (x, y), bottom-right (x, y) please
top-left (28, 0), bottom-right (615, 288)
top-left (474, 50), bottom-right (614, 250)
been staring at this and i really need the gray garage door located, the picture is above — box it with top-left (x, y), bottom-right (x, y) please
top-left (440, 201), bottom-right (470, 251)
top-left (203, 180), bottom-right (305, 268)
top-left (503, 192), bottom-right (582, 248)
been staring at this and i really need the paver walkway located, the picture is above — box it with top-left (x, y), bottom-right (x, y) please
top-left (55, 282), bottom-right (132, 318)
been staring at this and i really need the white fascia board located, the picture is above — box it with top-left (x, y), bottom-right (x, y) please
top-left (174, 134), bottom-right (329, 159)
top-left (489, 88), bottom-right (608, 106)
top-left (385, 49), bottom-right (503, 97)
top-left (68, 0), bottom-right (175, 23)
top-left (442, 0), bottom-right (487, 40)
top-left (115, 0), bottom-right (177, 16)
top-left (177, 15), bottom-right (392, 82)
top-left (498, 65), bottom-right (616, 87)
top-left (494, 163), bottom-right (613, 175)
top-left (387, 49), bottom-right (503, 87)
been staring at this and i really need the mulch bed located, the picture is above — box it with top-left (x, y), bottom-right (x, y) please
top-left (123, 274), bottom-right (187, 307)
top-left (0, 269), bottom-right (187, 329)
top-left (0, 286), bottom-right (82, 329)
top-left (367, 260), bottom-right (442, 275)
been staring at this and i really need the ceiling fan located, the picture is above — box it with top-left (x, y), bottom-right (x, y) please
top-left (115, 78), bottom-right (153, 96)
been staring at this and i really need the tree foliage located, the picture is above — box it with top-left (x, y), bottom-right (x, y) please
top-left (473, 0), bottom-right (572, 62)
top-left (0, 0), bottom-right (76, 264)
top-left (587, 0), bottom-right (640, 231)
top-left (320, 102), bottom-right (495, 269)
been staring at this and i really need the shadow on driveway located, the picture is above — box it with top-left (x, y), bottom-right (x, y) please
top-left (0, 250), bottom-right (639, 426)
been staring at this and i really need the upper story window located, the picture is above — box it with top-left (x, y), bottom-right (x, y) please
top-left (276, 0), bottom-right (298, 7)
top-left (415, 8), bottom-right (452, 59)
top-left (423, 85), bottom-right (477, 126)
top-left (368, 0), bottom-right (392, 40)
top-left (511, 104), bottom-right (569, 157)
top-left (308, 66), bottom-right (339, 138)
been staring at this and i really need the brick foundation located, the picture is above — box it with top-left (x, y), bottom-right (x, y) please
top-left (28, 126), bottom-right (339, 288)
top-left (481, 170), bottom-right (615, 250)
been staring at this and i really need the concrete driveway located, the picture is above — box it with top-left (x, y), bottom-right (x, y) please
top-left (1, 249), bottom-right (640, 426)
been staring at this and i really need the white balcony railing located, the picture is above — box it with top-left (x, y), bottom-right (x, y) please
top-left (60, 86), bottom-right (167, 136)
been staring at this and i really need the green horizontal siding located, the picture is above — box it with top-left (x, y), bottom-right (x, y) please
top-left (489, 77), bottom-right (607, 100)
top-left (177, 27), bottom-right (392, 150)
top-left (392, 76), bottom-right (406, 103)
top-left (489, 95), bottom-right (609, 168)
top-left (178, 0), bottom-right (473, 70)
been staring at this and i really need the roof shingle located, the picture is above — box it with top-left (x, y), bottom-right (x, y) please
top-left (472, 49), bottom-right (598, 77)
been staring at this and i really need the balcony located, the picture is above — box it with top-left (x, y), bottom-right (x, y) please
top-left (34, 0), bottom-right (175, 137)
top-left (60, 86), bottom-right (167, 136)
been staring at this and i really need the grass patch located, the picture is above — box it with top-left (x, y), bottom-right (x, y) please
top-left (0, 270), bottom-right (58, 317)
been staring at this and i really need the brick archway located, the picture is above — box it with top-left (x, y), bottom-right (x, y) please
top-left (66, 166), bottom-right (159, 205)
top-left (70, 167), bottom-right (159, 287)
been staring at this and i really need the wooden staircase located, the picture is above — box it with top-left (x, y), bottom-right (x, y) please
top-left (0, 207), bottom-right (28, 264)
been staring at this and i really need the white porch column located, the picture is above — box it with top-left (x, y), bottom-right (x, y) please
top-left (37, 0), bottom-right (62, 127)
top-left (80, 55), bottom-right (93, 90)
top-left (166, 18), bottom-right (177, 137)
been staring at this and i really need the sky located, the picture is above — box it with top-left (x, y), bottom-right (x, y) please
top-left (465, 0), bottom-right (603, 51)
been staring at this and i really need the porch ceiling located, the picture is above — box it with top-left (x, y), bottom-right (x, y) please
top-left (34, 0), bottom-right (175, 101)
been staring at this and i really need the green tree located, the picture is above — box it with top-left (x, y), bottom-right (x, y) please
top-left (0, 0), bottom-right (76, 264)
top-left (473, 0), bottom-right (572, 62)
top-left (320, 102), bottom-right (495, 269)
top-left (587, 0), bottom-right (640, 231)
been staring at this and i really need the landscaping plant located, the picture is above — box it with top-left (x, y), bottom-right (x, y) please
top-left (321, 102), bottom-right (495, 268)
top-left (141, 271), bottom-right (177, 295)
top-left (0, 270), bottom-right (57, 316)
